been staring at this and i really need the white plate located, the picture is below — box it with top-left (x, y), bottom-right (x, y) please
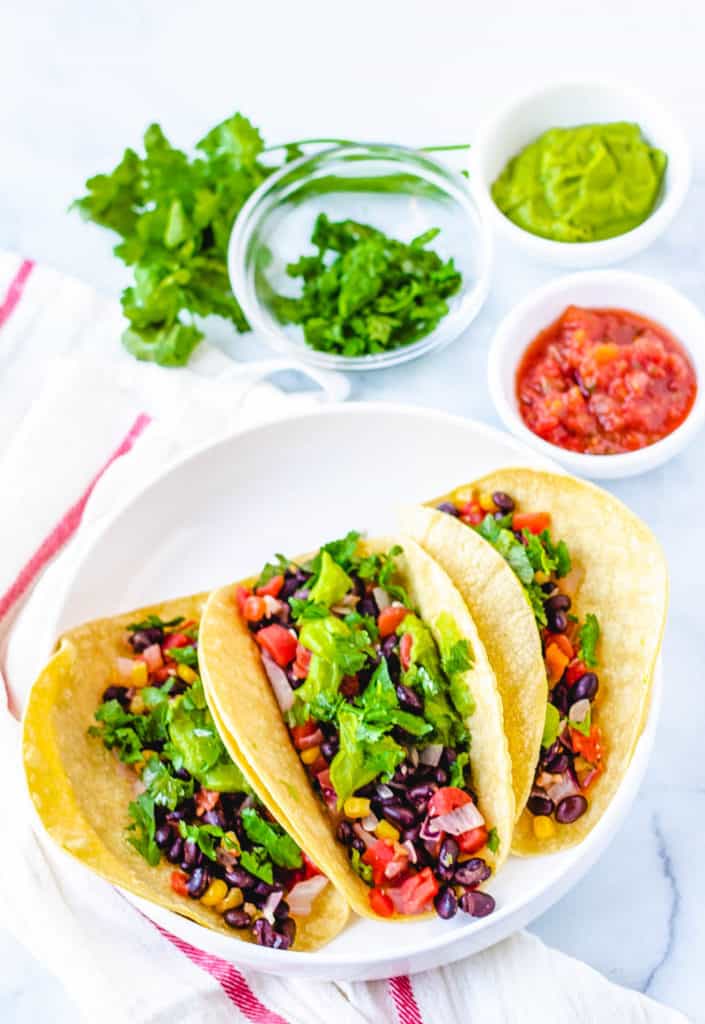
top-left (27, 404), bottom-right (660, 980)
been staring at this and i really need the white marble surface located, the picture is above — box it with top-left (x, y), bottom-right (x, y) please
top-left (2, 1), bottom-right (704, 1020)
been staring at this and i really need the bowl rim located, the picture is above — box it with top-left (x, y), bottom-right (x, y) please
top-left (228, 141), bottom-right (494, 371)
top-left (471, 78), bottom-right (692, 265)
top-left (487, 269), bottom-right (705, 478)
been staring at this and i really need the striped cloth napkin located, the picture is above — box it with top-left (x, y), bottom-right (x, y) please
top-left (0, 253), bottom-right (687, 1024)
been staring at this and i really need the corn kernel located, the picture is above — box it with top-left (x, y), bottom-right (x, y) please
top-left (533, 815), bottom-right (555, 840)
top-left (177, 663), bottom-right (198, 684)
top-left (243, 901), bottom-right (258, 917)
top-left (217, 887), bottom-right (243, 913)
top-left (478, 491), bottom-right (496, 513)
top-left (375, 820), bottom-right (400, 842)
top-left (534, 571), bottom-right (550, 584)
top-left (300, 745), bottom-right (321, 766)
top-left (200, 879), bottom-right (228, 907)
top-left (454, 486), bottom-right (473, 505)
top-left (343, 797), bottom-right (371, 819)
top-left (130, 694), bottom-right (145, 715)
top-left (131, 661), bottom-right (149, 687)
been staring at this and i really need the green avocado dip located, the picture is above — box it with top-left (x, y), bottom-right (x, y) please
top-left (491, 122), bottom-right (667, 243)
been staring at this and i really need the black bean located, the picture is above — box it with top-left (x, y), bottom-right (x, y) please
top-left (436, 502), bottom-right (459, 517)
top-left (492, 491), bottom-right (515, 513)
top-left (541, 581), bottom-right (556, 595)
top-left (254, 881), bottom-right (276, 897)
top-left (358, 596), bottom-right (378, 618)
top-left (555, 795), bottom-right (587, 824)
top-left (454, 858), bottom-right (491, 888)
top-left (381, 634), bottom-right (398, 658)
top-left (253, 919), bottom-right (280, 948)
top-left (439, 837), bottom-right (459, 872)
top-left (187, 866), bottom-right (210, 899)
top-left (202, 808), bottom-right (226, 829)
top-left (435, 767), bottom-right (448, 787)
top-left (166, 837), bottom-right (184, 864)
top-left (436, 862), bottom-right (455, 883)
top-left (547, 610), bottom-right (568, 633)
top-left (396, 684), bottom-right (423, 713)
top-left (321, 737), bottom-right (339, 761)
top-left (351, 837), bottom-right (366, 854)
top-left (443, 747), bottom-right (457, 765)
top-left (546, 594), bottom-right (571, 613)
top-left (128, 627), bottom-right (164, 652)
top-left (460, 891), bottom-right (495, 917)
top-left (154, 824), bottom-right (172, 849)
top-left (224, 908), bottom-right (252, 930)
top-left (278, 918), bottom-right (296, 950)
top-left (571, 673), bottom-right (599, 703)
top-left (550, 682), bottom-right (569, 716)
top-left (434, 886), bottom-right (458, 919)
top-left (336, 821), bottom-right (354, 845)
top-left (401, 826), bottom-right (421, 844)
top-left (383, 804), bottom-right (416, 830)
top-left (544, 752), bottom-right (569, 774)
top-left (173, 767), bottom-right (191, 781)
top-left (408, 783), bottom-right (433, 806)
top-left (224, 867), bottom-right (256, 889)
top-left (527, 794), bottom-right (554, 817)
top-left (274, 899), bottom-right (290, 921)
top-left (101, 685), bottom-right (129, 707)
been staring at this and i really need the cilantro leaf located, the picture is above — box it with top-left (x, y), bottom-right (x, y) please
top-left (178, 820), bottom-right (239, 861)
top-left (168, 645), bottom-right (199, 668)
top-left (474, 515), bottom-right (534, 586)
top-left (578, 613), bottom-right (600, 668)
top-left (449, 751), bottom-right (469, 788)
top-left (241, 809), bottom-right (302, 869)
top-left (240, 847), bottom-right (274, 884)
top-left (542, 703), bottom-right (561, 749)
top-left (141, 757), bottom-right (194, 810)
top-left (288, 599), bottom-right (330, 621)
top-left (487, 827), bottom-right (500, 854)
top-left (127, 792), bottom-right (160, 866)
top-left (127, 614), bottom-right (184, 633)
top-left (350, 847), bottom-right (373, 883)
top-left (255, 553), bottom-right (291, 590)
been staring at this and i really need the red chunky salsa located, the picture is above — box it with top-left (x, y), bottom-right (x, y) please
top-left (516, 306), bottom-right (697, 455)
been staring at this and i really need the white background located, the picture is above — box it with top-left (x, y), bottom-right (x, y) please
top-left (2, 2), bottom-right (704, 1020)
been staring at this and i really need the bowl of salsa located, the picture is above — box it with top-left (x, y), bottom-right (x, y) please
top-left (488, 271), bottom-right (704, 478)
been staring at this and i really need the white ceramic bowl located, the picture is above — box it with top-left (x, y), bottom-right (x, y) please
top-left (471, 80), bottom-right (691, 268)
top-left (488, 270), bottom-right (705, 479)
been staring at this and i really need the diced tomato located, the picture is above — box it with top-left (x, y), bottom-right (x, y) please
top-left (363, 840), bottom-right (396, 886)
top-left (235, 585), bottom-right (251, 615)
top-left (369, 888), bottom-right (395, 917)
top-left (303, 852), bottom-right (322, 878)
top-left (378, 605), bottom-right (409, 637)
top-left (428, 786), bottom-right (471, 817)
top-left (513, 512), bottom-right (551, 534)
top-left (256, 574), bottom-right (285, 598)
top-left (459, 500), bottom-right (485, 526)
top-left (138, 644), bottom-right (164, 673)
top-left (545, 643), bottom-right (570, 684)
top-left (152, 666), bottom-right (172, 683)
top-left (395, 867), bottom-right (439, 915)
top-left (195, 788), bottom-right (220, 816)
top-left (317, 768), bottom-right (332, 790)
top-left (571, 724), bottom-right (602, 765)
top-left (544, 632), bottom-right (573, 659)
top-left (308, 755), bottom-right (328, 776)
top-left (457, 825), bottom-right (488, 855)
top-left (255, 624), bottom-right (298, 667)
top-left (163, 632), bottom-right (191, 650)
top-left (170, 870), bottom-right (189, 897)
top-left (291, 721), bottom-right (319, 750)
top-left (292, 643), bottom-right (312, 679)
top-left (243, 595), bottom-right (267, 622)
top-left (400, 632), bottom-right (413, 671)
top-left (565, 659), bottom-right (588, 685)
top-left (297, 727), bottom-right (324, 751)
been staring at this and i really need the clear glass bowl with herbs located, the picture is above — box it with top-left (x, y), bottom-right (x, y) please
top-left (228, 143), bottom-right (493, 371)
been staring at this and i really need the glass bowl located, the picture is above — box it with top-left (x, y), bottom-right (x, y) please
top-left (228, 143), bottom-right (493, 371)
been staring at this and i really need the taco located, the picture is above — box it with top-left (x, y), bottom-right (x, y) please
top-left (199, 534), bottom-right (514, 922)
top-left (401, 468), bottom-right (668, 854)
top-left (22, 596), bottom-right (348, 951)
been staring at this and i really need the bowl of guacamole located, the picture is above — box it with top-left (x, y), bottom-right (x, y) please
top-left (472, 81), bottom-right (691, 268)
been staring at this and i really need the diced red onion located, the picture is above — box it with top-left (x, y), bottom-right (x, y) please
top-left (569, 698), bottom-right (591, 724)
top-left (432, 802), bottom-right (485, 836)
top-left (401, 840), bottom-right (418, 864)
top-left (115, 657), bottom-right (135, 680)
top-left (361, 812), bottom-right (379, 831)
top-left (419, 816), bottom-right (442, 842)
top-left (384, 857), bottom-right (407, 880)
top-left (287, 875), bottom-right (328, 917)
top-left (261, 890), bottom-right (284, 923)
top-left (142, 644), bottom-right (164, 672)
top-left (372, 587), bottom-right (391, 610)
top-left (419, 744), bottom-right (443, 767)
top-left (293, 587), bottom-right (310, 601)
top-left (261, 652), bottom-right (295, 713)
top-left (331, 593), bottom-right (359, 615)
top-left (376, 784), bottom-right (394, 800)
top-left (353, 823), bottom-right (376, 849)
top-left (544, 770), bottom-right (581, 804)
top-left (263, 595), bottom-right (284, 616)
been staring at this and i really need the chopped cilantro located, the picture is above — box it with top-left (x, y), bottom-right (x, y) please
top-left (487, 827), bottom-right (500, 854)
top-left (449, 750), bottom-right (470, 788)
top-left (168, 645), bottom-right (199, 668)
top-left (288, 599), bottom-right (330, 621)
top-left (240, 847), bottom-right (274, 884)
top-left (126, 793), bottom-right (160, 866)
top-left (542, 703), bottom-right (561, 749)
top-left (255, 553), bottom-right (291, 590)
top-left (126, 614), bottom-right (184, 633)
top-left (350, 847), bottom-right (373, 883)
top-left (578, 613), bottom-right (600, 668)
top-left (241, 809), bottom-right (302, 869)
top-left (178, 820), bottom-right (239, 861)
top-left (141, 757), bottom-right (194, 810)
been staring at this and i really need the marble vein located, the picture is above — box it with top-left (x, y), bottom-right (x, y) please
top-left (643, 814), bottom-right (680, 995)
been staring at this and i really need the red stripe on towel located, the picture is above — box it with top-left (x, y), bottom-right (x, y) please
top-left (389, 975), bottom-right (425, 1024)
top-left (154, 922), bottom-right (290, 1023)
top-left (0, 259), bottom-right (34, 328)
top-left (0, 412), bottom-right (151, 623)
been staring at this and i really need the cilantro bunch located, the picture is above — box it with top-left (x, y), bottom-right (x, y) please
top-left (74, 114), bottom-right (281, 367)
top-left (272, 214), bottom-right (462, 357)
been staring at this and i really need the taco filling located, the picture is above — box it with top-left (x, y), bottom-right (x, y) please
top-left (89, 612), bottom-right (328, 949)
top-left (236, 534), bottom-right (498, 921)
top-left (436, 493), bottom-right (602, 837)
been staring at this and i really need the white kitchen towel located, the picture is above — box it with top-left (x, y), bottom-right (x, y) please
top-left (0, 254), bottom-right (688, 1024)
